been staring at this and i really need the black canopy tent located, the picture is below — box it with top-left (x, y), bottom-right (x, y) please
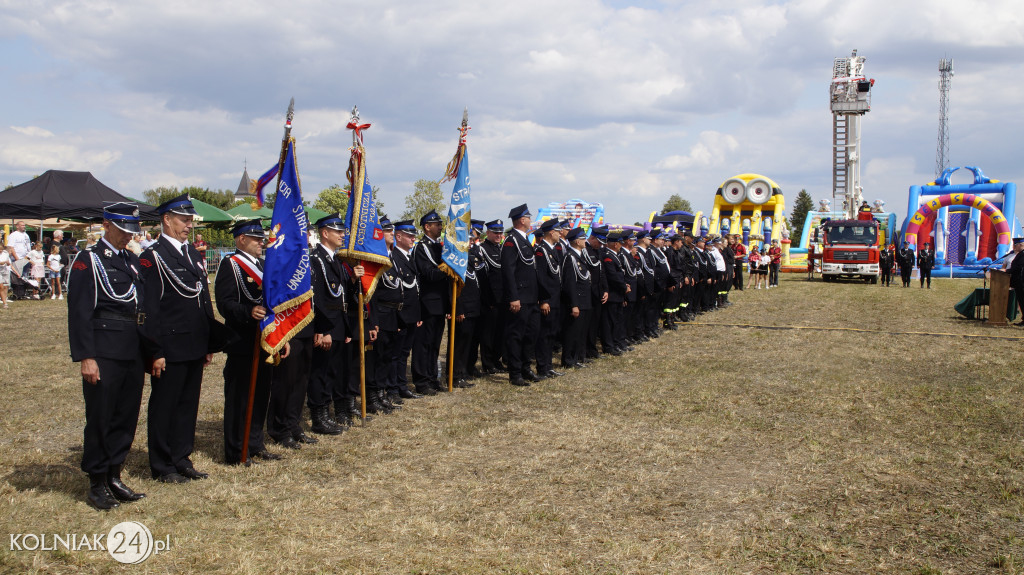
top-left (0, 170), bottom-right (159, 221)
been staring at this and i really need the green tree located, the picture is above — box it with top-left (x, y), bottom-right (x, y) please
top-left (662, 194), bottom-right (693, 214)
top-left (312, 184), bottom-right (387, 220)
top-left (788, 189), bottom-right (814, 245)
top-left (400, 179), bottom-right (446, 226)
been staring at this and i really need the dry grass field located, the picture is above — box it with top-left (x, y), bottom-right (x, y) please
top-left (1, 273), bottom-right (1023, 574)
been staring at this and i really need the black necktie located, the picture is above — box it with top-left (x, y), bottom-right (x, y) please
top-left (181, 245), bottom-right (193, 269)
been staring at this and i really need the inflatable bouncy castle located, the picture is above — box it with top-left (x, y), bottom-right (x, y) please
top-left (706, 173), bottom-right (786, 247)
top-left (534, 199), bottom-right (605, 231)
top-left (901, 166), bottom-right (1022, 277)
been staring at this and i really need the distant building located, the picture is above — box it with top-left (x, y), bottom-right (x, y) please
top-left (233, 165), bottom-right (253, 202)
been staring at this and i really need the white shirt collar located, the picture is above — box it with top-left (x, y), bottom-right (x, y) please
top-left (514, 227), bottom-right (529, 240)
top-left (162, 233), bottom-right (185, 252)
top-left (318, 243), bottom-right (336, 260)
top-left (100, 237), bottom-right (121, 256)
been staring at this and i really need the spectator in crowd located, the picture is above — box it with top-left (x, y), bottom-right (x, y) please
top-left (126, 234), bottom-right (142, 255)
top-left (28, 242), bottom-right (45, 299)
top-left (139, 231), bottom-right (156, 250)
top-left (47, 245), bottom-right (63, 300)
top-left (747, 246), bottom-right (764, 290)
top-left (193, 232), bottom-right (209, 265)
top-left (8, 221), bottom-right (32, 260)
top-left (730, 235), bottom-right (746, 291)
top-left (0, 245), bottom-right (10, 308)
top-left (767, 239), bottom-right (782, 288)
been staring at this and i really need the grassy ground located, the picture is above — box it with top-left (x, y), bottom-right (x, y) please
top-left (1, 274), bottom-right (1023, 574)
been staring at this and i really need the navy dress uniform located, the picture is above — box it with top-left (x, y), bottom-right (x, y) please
top-left (898, 243), bottom-right (916, 287)
top-left (501, 204), bottom-right (541, 386)
top-left (560, 227), bottom-right (592, 368)
top-left (139, 194), bottom-right (218, 483)
top-left (601, 231), bottom-right (629, 354)
top-left (67, 203), bottom-right (151, 509)
top-left (618, 231), bottom-right (639, 343)
top-left (533, 219), bottom-right (564, 378)
top-left (411, 210), bottom-right (450, 393)
top-left (1010, 238), bottom-right (1024, 323)
top-left (307, 213), bottom-right (356, 435)
top-left (584, 227), bottom-right (609, 358)
top-left (918, 243), bottom-right (935, 288)
top-left (213, 219), bottom-right (281, 464)
top-left (477, 219), bottom-right (506, 373)
top-left (449, 237), bottom-right (483, 388)
top-left (389, 220), bottom-right (423, 396)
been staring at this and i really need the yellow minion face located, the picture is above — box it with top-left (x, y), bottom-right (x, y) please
top-left (717, 173), bottom-right (781, 206)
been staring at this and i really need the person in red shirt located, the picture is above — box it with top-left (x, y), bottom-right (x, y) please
top-left (192, 232), bottom-right (209, 270)
top-left (767, 239), bottom-right (782, 288)
top-left (730, 235), bottom-right (746, 291)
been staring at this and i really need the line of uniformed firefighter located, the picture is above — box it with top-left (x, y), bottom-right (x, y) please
top-left (67, 197), bottom-right (739, 510)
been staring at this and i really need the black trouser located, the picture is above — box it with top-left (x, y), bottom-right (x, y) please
top-left (267, 336), bottom-right (312, 442)
top-left (586, 294), bottom-right (602, 357)
top-left (374, 328), bottom-right (400, 394)
top-left (308, 338), bottom-right (347, 409)
top-left (478, 304), bottom-right (504, 370)
top-left (734, 263), bottom-right (744, 290)
top-left (601, 301), bottom-right (625, 350)
top-left (504, 302), bottom-right (539, 378)
top-left (449, 315), bottom-right (477, 379)
top-left (561, 308), bottom-right (589, 366)
top-left (395, 321), bottom-right (416, 390)
top-left (920, 268), bottom-right (932, 287)
top-left (347, 336), bottom-right (378, 397)
top-left (625, 299), bottom-right (638, 338)
top-left (645, 292), bottom-right (661, 333)
top-left (412, 313), bottom-right (445, 389)
top-left (223, 349), bottom-right (272, 463)
top-left (881, 266), bottom-right (892, 286)
top-left (148, 357), bottom-right (205, 478)
top-left (901, 267), bottom-right (912, 286)
top-left (535, 305), bottom-right (560, 373)
top-left (81, 356), bottom-right (144, 475)
top-left (769, 263), bottom-right (780, 286)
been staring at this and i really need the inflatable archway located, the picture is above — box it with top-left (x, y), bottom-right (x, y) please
top-left (901, 166), bottom-right (1021, 276)
top-left (708, 173), bottom-right (786, 248)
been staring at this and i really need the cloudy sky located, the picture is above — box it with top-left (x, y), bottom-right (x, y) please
top-left (2, 0), bottom-right (1023, 229)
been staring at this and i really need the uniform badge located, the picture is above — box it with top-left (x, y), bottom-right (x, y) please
top-left (330, 283), bottom-right (336, 289)
top-left (104, 249), bottom-right (113, 258)
top-left (246, 277), bottom-right (254, 283)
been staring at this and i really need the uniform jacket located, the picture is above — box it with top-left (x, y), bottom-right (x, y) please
top-left (455, 247), bottom-right (483, 318)
top-left (478, 239), bottom-right (504, 307)
top-left (310, 243), bottom-right (352, 340)
top-left (535, 240), bottom-right (562, 309)
top-left (214, 250), bottom-right (264, 356)
top-left (561, 248), bottom-right (592, 311)
top-left (391, 247), bottom-right (421, 325)
top-left (139, 235), bottom-right (215, 362)
top-left (619, 248), bottom-right (638, 302)
top-left (67, 241), bottom-right (152, 362)
top-left (372, 249), bottom-right (405, 332)
top-left (501, 229), bottom-right (538, 305)
top-left (413, 236), bottom-right (450, 316)
top-left (584, 242), bottom-right (608, 300)
top-left (918, 249), bottom-right (935, 270)
top-left (602, 247), bottom-right (628, 303)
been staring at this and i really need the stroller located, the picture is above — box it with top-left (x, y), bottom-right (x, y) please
top-left (9, 258), bottom-right (43, 300)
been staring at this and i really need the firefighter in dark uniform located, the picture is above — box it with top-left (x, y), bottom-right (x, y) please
top-left (501, 204), bottom-right (541, 386)
top-left (139, 194), bottom-right (217, 484)
top-left (449, 224), bottom-right (483, 388)
top-left (372, 218), bottom-right (413, 405)
top-left (464, 220), bottom-right (487, 379)
top-left (617, 230), bottom-right (638, 345)
top-left (560, 227), bottom-right (592, 368)
top-left (601, 231), bottom-right (629, 355)
top-left (67, 202), bottom-right (153, 509)
top-left (477, 219), bottom-right (505, 374)
top-left (308, 213), bottom-right (363, 436)
top-left (879, 243), bottom-right (894, 287)
top-left (638, 229), bottom-right (663, 338)
top-left (389, 220), bottom-right (424, 397)
top-left (918, 242), bottom-right (936, 288)
top-left (678, 232), bottom-right (698, 321)
top-left (898, 241), bottom-right (916, 287)
top-left (1009, 237), bottom-right (1024, 325)
top-left (584, 226), bottom-right (609, 359)
top-left (214, 219), bottom-right (285, 465)
top-left (411, 209), bottom-right (449, 394)
top-left (534, 218), bottom-right (564, 379)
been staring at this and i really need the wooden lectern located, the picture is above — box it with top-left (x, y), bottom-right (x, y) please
top-left (987, 270), bottom-right (1012, 326)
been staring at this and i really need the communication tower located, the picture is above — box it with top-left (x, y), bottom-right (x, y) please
top-left (935, 58), bottom-right (954, 178)
top-left (830, 49), bottom-right (875, 219)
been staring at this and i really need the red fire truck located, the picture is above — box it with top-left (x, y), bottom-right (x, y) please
top-left (819, 219), bottom-right (880, 283)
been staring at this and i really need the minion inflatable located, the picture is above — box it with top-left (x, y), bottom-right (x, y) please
top-left (708, 173), bottom-right (786, 248)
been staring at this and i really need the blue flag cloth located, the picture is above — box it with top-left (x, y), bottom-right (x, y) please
top-left (260, 139), bottom-right (313, 355)
top-left (339, 145), bottom-right (392, 299)
top-left (440, 146), bottom-right (471, 283)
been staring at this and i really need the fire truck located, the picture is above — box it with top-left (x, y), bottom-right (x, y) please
top-left (819, 219), bottom-right (880, 283)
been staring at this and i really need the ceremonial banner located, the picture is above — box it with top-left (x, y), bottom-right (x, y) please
top-left (260, 139), bottom-right (313, 356)
top-left (250, 165), bottom-right (280, 207)
top-left (439, 115), bottom-right (472, 283)
top-left (340, 139), bottom-right (391, 299)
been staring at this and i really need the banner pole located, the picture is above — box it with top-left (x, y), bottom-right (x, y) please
top-left (448, 282), bottom-right (457, 392)
top-left (359, 290), bottom-right (367, 421)
top-left (240, 336), bottom-right (260, 465)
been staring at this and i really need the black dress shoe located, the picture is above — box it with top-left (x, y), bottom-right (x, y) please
top-left (387, 392), bottom-right (404, 405)
top-left (156, 472), bottom-right (191, 483)
top-left (454, 378), bottom-right (475, 388)
top-left (416, 386), bottom-right (438, 396)
top-left (294, 432), bottom-right (319, 444)
top-left (273, 436), bottom-right (302, 450)
top-left (107, 477), bottom-right (146, 502)
top-left (545, 369), bottom-right (565, 378)
top-left (87, 474), bottom-right (120, 510)
top-left (251, 450), bottom-right (283, 461)
top-left (605, 348), bottom-right (622, 356)
top-left (510, 377), bottom-right (530, 387)
top-left (179, 468), bottom-right (209, 480)
top-left (522, 371), bottom-right (543, 382)
top-left (468, 369), bottom-right (484, 379)
top-left (398, 387), bottom-right (422, 399)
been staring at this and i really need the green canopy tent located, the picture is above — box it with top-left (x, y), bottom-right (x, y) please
top-left (190, 198), bottom-right (236, 224)
top-left (227, 203), bottom-right (331, 226)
